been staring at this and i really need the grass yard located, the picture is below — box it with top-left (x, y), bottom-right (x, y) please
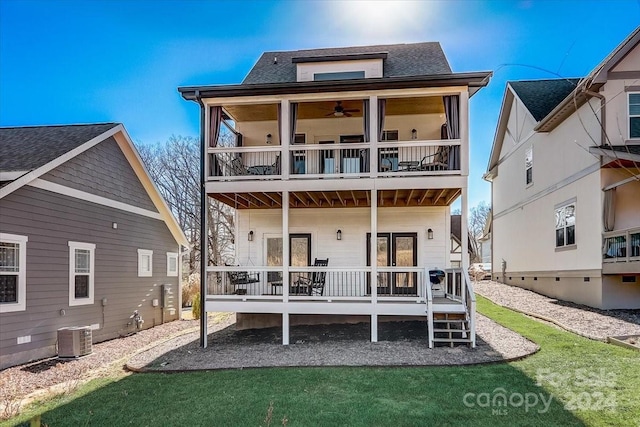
top-left (6, 296), bottom-right (640, 427)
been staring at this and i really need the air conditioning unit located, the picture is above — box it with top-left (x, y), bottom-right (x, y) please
top-left (57, 326), bottom-right (93, 358)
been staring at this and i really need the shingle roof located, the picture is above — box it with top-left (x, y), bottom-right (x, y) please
top-left (0, 123), bottom-right (118, 172)
top-left (509, 79), bottom-right (580, 122)
top-left (243, 42), bottom-right (452, 84)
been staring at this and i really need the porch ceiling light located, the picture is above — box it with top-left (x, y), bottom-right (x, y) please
top-left (411, 129), bottom-right (418, 140)
top-left (427, 228), bottom-right (434, 240)
top-left (337, 229), bottom-right (342, 240)
top-left (266, 133), bottom-right (272, 144)
top-left (248, 230), bottom-right (254, 241)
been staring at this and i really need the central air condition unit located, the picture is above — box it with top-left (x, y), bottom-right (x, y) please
top-left (57, 326), bottom-right (93, 358)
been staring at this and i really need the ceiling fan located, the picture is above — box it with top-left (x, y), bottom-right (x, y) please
top-left (326, 101), bottom-right (360, 117)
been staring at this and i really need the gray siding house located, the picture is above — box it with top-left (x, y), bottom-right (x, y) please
top-left (0, 123), bottom-right (189, 369)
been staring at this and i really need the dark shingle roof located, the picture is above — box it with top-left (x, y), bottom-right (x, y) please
top-left (243, 42), bottom-right (452, 84)
top-left (0, 123), bottom-right (118, 172)
top-left (509, 79), bottom-right (580, 122)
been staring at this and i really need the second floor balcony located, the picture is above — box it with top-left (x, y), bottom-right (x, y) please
top-left (206, 93), bottom-right (466, 182)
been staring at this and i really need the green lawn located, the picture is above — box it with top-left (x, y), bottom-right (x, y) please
top-left (6, 296), bottom-right (640, 427)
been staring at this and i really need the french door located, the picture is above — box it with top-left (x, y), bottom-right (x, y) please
top-left (366, 232), bottom-right (418, 295)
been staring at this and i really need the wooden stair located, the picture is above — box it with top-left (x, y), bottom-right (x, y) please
top-left (431, 312), bottom-right (472, 347)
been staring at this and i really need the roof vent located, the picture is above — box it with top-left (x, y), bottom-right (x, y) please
top-left (274, 56), bottom-right (277, 64)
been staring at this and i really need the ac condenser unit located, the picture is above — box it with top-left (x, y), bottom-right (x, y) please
top-left (57, 326), bottom-right (93, 358)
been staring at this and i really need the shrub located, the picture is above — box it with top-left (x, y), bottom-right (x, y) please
top-left (181, 273), bottom-right (200, 307)
top-left (192, 292), bottom-right (201, 320)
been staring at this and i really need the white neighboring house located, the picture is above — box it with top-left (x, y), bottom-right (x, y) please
top-left (479, 211), bottom-right (492, 265)
top-left (179, 42), bottom-right (491, 347)
top-left (485, 27), bottom-right (640, 309)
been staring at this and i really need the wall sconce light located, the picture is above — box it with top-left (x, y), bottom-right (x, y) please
top-left (266, 133), bottom-right (272, 144)
top-left (411, 129), bottom-right (418, 140)
top-left (336, 229), bottom-right (342, 240)
top-left (427, 228), bottom-right (434, 240)
top-left (248, 230), bottom-right (254, 241)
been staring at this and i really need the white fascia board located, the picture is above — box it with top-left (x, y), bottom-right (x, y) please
top-left (0, 171), bottom-right (30, 181)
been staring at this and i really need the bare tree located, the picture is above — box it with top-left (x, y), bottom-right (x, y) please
top-left (468, 201), bottom-right (491, 262)
top-left (137, 135), bottom-right (235, 274)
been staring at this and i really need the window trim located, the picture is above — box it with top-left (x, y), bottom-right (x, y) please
top-left (68, 241), bottom-right (95, 306)
top-left (138, 249), bottom-right (153, 277)
top-left (0, 233), bottom-right (28, 313)
top-left (525, 147), bottom-right (533, 186)
top-left (554, 199), bottom-right (577, 250)
top-left (628, 92), bottom-right (640, 140)
top-left (166, 252), bottom-right (178, 277)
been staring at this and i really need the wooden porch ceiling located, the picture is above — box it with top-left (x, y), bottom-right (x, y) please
top-left (223, 97), bottom-right (444, 122)
top-left (209, 188), bottom-right (461, 209)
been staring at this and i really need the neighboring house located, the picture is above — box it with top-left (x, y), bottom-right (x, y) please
top-left (0, 123), bottom-right (189, 369)
top-left (450, 214), bottom-right (476, 267)
top-left (478, 211), bottom-right (491, 265)
top-left (485, 27), bottom-right (640, 309)
top-left (179, 42), bottom-right (491, 347)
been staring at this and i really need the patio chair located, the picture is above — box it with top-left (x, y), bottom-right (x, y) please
top-left (293, 258), bottom-right (329, 296)
top-left (418, 146), bottom-right (449, 171)
top-left (229, 157), bottom-right (250, 176)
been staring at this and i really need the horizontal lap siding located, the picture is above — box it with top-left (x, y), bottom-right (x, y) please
top-left (0, 186), bottom-right (179, 367)
top-left (40, 136), bottom-right (157, 212)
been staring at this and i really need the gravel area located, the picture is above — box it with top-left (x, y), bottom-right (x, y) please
top-left (127, 314), bottom-right (538, 371)
top-left (474, 280), bottom-right (640, 340)
top-left (0, 314), bottom-right (232, 409)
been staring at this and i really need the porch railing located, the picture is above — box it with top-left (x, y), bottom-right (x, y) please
top-left (205, 140), bottom-right (462, 181)
top-left (463, 269), bottom-right (476, 348)
top-left (603, 227), bottom-right (640, 262)
top-left (444, 268), bottom-right (464, 302)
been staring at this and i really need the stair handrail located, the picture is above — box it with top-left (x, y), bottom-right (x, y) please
top-left (462, 268), bottom-right (476, 348)
top-left (424, 267), bottom-right (434, 348)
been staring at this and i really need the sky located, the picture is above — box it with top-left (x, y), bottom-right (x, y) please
top-left (1, 0), bottom-right (639, 208)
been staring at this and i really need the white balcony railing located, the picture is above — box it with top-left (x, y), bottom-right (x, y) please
top-left (603, 228), bottom-right (640, 262)
top-left (205, 139), bottom-right (462, 181)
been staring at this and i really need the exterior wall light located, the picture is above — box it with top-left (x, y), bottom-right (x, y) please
top-left (248, 230), bottom-right (254, 241)
top-left (427, 228), bottom-right (434, 240)
top-left (266, 133), bottom-right (272, 144)
top-left (337, 229), bottom-right (342, 240)
top-left (411, 129), bottom-right (417, 140)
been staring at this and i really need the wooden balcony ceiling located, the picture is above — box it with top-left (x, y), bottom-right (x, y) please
top-left (223, 97), bottom-right (444, 122)
top-left (210, 188), bottom-right (460, 209)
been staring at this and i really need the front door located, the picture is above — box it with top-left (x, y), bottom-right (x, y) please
top-left (367, 232), bottom-right (417, 295)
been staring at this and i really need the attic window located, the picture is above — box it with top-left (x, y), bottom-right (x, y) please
top-left (314, 71), bottom-right (365, 81)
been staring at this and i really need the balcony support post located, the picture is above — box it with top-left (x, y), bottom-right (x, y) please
top-left (282, 312), bottom-right (290, 346)
top-left (280, 99), bottom-right (291, 180)
top-left (460, 89), bottom-right (470, 177)
top-left (371, 188), bottom-right (378, 306)
top-left (371, 313), bottom-right (378, 342)
top-left (369, 95), bottom-right (379, 177)
top-left (461, 186), bottom-right (468, 304)
top-left (283, 190), bottom-right (290, 304)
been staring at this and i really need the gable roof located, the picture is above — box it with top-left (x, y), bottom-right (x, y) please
top-left (243, 42), bottom-right (452, 85)
top-left (486, 26), bottom-right (640, 177)
top-left (450, 214), bottom-right (475, 255)
top-left (509, 79), bottom-right (580, 121)
top-left (0, 123), bottom-right (189, 247)
top-left (0, 123), bottom-right (119, 172)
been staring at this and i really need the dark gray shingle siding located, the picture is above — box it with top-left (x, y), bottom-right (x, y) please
top-left (0, 123), bottom-right (118, 172)
top-left (509, 79), bottom-right (580, 122)
top-left (243, 42), bottom-right (452, 84)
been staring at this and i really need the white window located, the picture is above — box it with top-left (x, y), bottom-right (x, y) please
top-left (555, 202), bottom-right (576, 248)
top-left (0, 233), bottom-right (28, 313)
top-left (166, 252), bottom-right (178, 277)
top-left (138, 249), bottom-right (153, 277)
top-left (69, 241), bottom-right (95, 306)
top-left (525, 147), bottom-right (533, 185)
top-left (629, 93), bottom-right (640, 139)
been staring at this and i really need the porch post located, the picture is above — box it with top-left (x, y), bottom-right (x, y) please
top-left (369, 95), bottom-right (378, 177)
top-left (461, 186), bottom-right (468, 301)
top-left (371, 188), bottom-right (378, 342)
top-left (198, 93), bottom-right (208, 348)
top-left (459, 89), bottom-right (470, 177)
top-left (282, 190), bottom-right (290, 345)
top-left (281, 99), bottom-right (291, 180)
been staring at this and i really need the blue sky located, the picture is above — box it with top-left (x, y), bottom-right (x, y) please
top-left (1, 0), bottom-right (639, 208)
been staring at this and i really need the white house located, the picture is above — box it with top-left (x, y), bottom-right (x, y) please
top-left (485, 27), bottom-right (640, 309)
top-left (180, 42), bottom-right (491, 347)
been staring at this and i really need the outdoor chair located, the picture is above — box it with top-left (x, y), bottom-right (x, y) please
top-left (229, 157), bottom-right (250, 176)
top-left (225, 263), bottom-right (260, 295)
top-left (292, 258), bottom-right (329, 296)
top-left (418, 146), bottom-right (449, 171)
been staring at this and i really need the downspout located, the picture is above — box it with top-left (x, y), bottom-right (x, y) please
top-left (195, 90), bottom-right (208, 348)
